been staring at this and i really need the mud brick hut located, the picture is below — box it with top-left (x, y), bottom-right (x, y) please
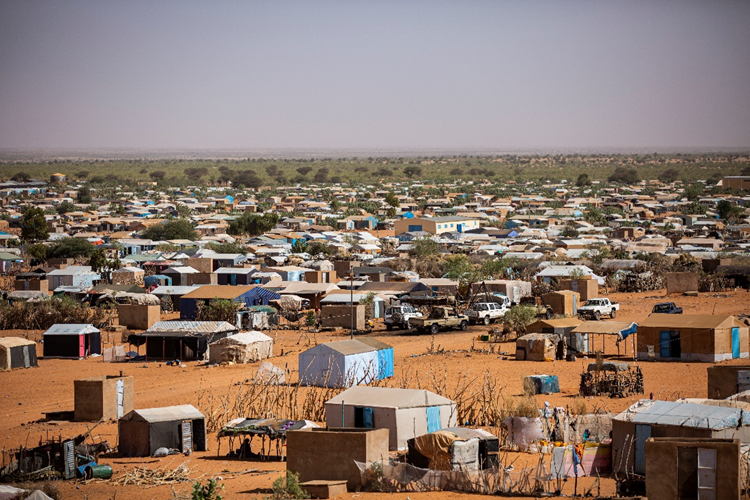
top-left (637, 315), bottom-right (749, 362)
top-left (118, 404), bottom-right (206, 457)
top-left (0, 337), bottom-right (37, 371)
top-left (645, 437), bottom-right (740, 500)
top-left (42, 324), bottom-right (101, 359)
top-left (325, 386), bottom-right (457, 450)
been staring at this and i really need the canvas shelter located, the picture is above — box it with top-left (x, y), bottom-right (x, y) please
top-left (208, 331), bottom-right (273, 364)
top-left (42, 324), bottom-right (101, 359)
top-left (298, 339), bottom-right (393, 388)
top-left (325, 386), bottom-right (457, 450)
top-left (515, 333), bottom-right (558, 361)
top-left (637, 314), bottom-right (749, 362)
top-left (0, 337), bottom-right (37, 371)
top-left (118, 404), bottom-right (206, 457)
top-left (127, 321), bottom-right (237, 361)
top-left (611, 399), bottom-right (750, 476)
top-left (571, 321), bottom-right (637, 357)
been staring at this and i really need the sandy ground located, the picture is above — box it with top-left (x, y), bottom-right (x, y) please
top-left (1, 289), bottom-right (749, 499)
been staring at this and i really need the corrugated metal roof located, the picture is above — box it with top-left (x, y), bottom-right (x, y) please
top-left (326, 386), bottom-right (454, 409)
top-left (44, 324), bottom-right (99, 335)
top-left (149, 285), bottom-right (202, 295)
top-left (616, 400), bottom-right (750, 430)
top-left (147, 321), bottom-right (237, 333)
top-left (126, 404), bottom-right (204, 423)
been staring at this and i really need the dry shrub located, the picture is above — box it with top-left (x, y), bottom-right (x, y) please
top-left (0, 297), bottom-right (114, 330)
top-left (572, 396), bottom-right (589, 416)
top-left (504, 394), bottom-right (538, 418)
top-left (16, 482), bottom-right (62, 500)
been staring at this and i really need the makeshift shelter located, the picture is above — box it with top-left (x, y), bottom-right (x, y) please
top-left (612, 399), bottom-right (750, 476)
top-left (407, 427), bottom-right (499, 470)
top-left (217, 417), bottom-right (320, 459)
top-left (515, 333), bottom-right (558, 361)
top-left (325, 386), bottom-right (457, 450)
top-left (571, 321), bottom-right (637, 357)
top-left (524, 374), bottom-right (560, 394)
top-left (299, 339), bottom-right (393, 388)
top-left (208, 331), bottom-right (273, 364)
top-left (0, 337), bottom-right (37, 371)
top-left (542, 290), bottom-right (580, 317)
top-left (127, 321), bottom-right (236, 361)
top-left (580, 361), bottom-right (644, 398)
top-left (111, 267), bottom-right (145, 286)
top-left (637, 314), bottom-right (749, 362)
top-left (559, 278), bottom-right (598, 301)
top-left (42, 324), bottom-right (101, 359)
top-left (74, 375), bottom-right (134, 421)
top-left (118, 404), bottom-right (206, 457)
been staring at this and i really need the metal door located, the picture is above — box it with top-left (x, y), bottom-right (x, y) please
top-left (697, 448), bottom-right (717, 500)
top-left (634, 424), bottom-right (651, 475)
top-left (660, 331), bottom-right (671, 358)
top-left (63, 440), bottom-right (76, 479)
top-left (116, 379), bottom-right (125, 418)
top-left (732, 327), bottom-right (740, 359)
top-left (22, 346), bottom-right (30, 368)
top-left (79, 335), bottom-right (86, 358)
top-left (426, 406), bottom-right (441, 434)
top-left (230, 274), bottom-right (237, 286)
top-left (181, 420), bottom-right (193, 454)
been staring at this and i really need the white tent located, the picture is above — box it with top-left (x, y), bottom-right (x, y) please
top-left (299, 339), bottom-right (381, 388)
top-left (208, 331), bottom-right (273, 364)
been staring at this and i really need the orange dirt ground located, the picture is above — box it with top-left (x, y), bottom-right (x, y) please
top-left (1, 289), bottom-right (750, 499)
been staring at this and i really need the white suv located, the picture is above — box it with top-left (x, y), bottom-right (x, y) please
top-left (467, 302), bottom-right (508, 325)
top-left (385, 305), bottom-right (423, 330)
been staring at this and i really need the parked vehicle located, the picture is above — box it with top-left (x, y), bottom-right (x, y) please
top-left (384, 304), bottom-right (423, 330)
top-left (652, 302), bottom-right (683, 314)
top-left (578, 298), bottom-right (619, 320)
top-left (466, 302), bottom-right (508, 325)
top-left (409, 306), bottom-right (469, 335)
top-left (519, 296), bottom-right (553, 320)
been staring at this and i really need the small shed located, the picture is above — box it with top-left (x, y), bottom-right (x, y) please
top-left (112, 267), bottom-right (145, 286)
top-left (559, 278), bottom-right (598, 302)
top-left (299, 339), bottom-right (393, 388)
top-left (325, 386), bottom-right (457, 450)
top-left (612, 399), bottom-right (750, 476)
top-left (118, 404), bottom-right (207, 457)
top-left (515, 333), bottom-right (558, 361)
top-left (128, 320), bottom-right (237, 361)
top-left (74, 375), bottom-right (134, 421)
top-left (0, 337), bottom-right (38, 371)
top-left (208, 331), bottom-right (273, 364)
top-left (637, 314), bottom-right (749, 362)
top-left (179, 285), bottom-right (280, 320)
top-left (542, 290), bottom-right (580, 317)
top-left (42, 324), bottom-right (101, 359)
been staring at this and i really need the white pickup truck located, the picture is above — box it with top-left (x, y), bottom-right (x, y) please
top-left (466, 302), bottom-right (508, 325)
top-left (577, 298), bottom-right (619, 320)
top-left (385, 305), bottom-right (423, 330)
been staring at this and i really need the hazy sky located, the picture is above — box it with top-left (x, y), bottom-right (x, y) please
top-left (1, 0), bottom-right (749, 150)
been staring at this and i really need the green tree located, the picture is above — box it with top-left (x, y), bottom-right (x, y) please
top-left (291, 239), bottom-right (308, 253)
top-left (404, 165), bottom-right (422, 178)
top-left (141, 219), bottom-right (198, 241)
top-left (684, 184), bottom-right (703, 201)
top-left (681, 201), bottom-right (707, 215)
top-left (410, 236), bottom-right (440, 257)
top-left (26, 242), bottom-right (48, 263)
top-left (658, 168), bottom-right (680, 183)
top-left (384, 191), bottom-right (400, 208)
top-left (11, 172), bottom-right (30, 182)
top-left (607, 167), bottom-right (639, 184)
top-left (149, 171), bottom-right (166, 181)
top-left (77, 186), bottom-right (93, 204)
top-left (206, 242), bottom-right (249, 255)
top-left (575, 173), bottom-right (591, 187)
top-left (228, 213), bottom-right (279, 237)
top-left (717, 200), bottom-right (745, 222)
top-left (501, 306), bottom-right (538, 334)
top-left (297, 166), bottom-right (313, 177)
top-left (48, 237), bottom-right (94, 259)
top-left (21, 207), bottom-right (49, 242)
top-left (56, 201), bottom-right (76, 214)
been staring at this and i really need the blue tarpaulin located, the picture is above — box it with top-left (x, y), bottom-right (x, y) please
top-left (525, 374), bottom-right (560, 395)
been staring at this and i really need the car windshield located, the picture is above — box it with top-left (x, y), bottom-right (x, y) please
top-left (475, 304), bottom-right (488, 311)
top-left (654, 304), bottom-right (669, 312)
top-left (584, 300), bottom-right (601, 306)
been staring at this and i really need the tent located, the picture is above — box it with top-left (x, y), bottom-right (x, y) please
top-left (118, 404), bottom-right (206, 457)
top-left (325, 386), bottom-right (457, 450)
top-left (515, 333), bottom-right (558, 361)
top-left (208, 331), bottom-right (273, 364)
top-left (299, 339), bottom-right (393, 388)
top-left (42, 324), bottom-right (101, 359)
top-left (0, 337), bottom-right (37, 371)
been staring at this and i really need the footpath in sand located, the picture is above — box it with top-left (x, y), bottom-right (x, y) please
top-left (1, 289), bottom-right (749, 499)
